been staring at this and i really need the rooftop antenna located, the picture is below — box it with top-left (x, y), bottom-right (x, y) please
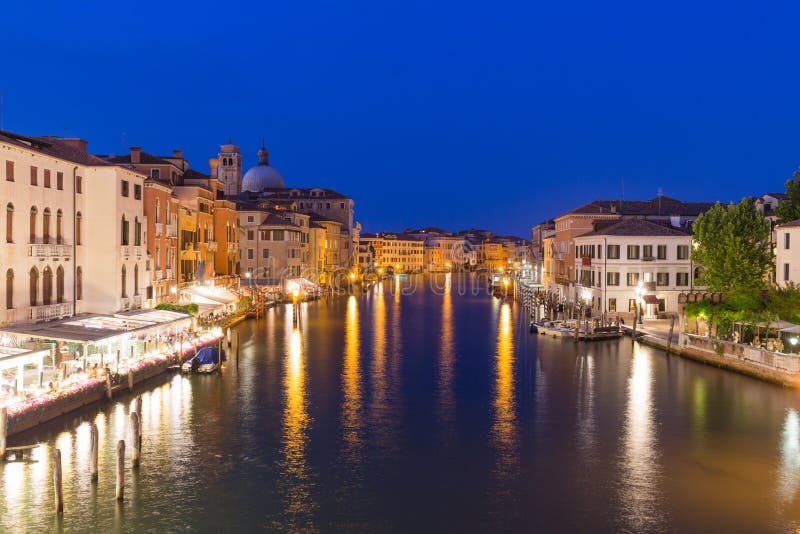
top-left (658, 186), bottom-right (663, 215)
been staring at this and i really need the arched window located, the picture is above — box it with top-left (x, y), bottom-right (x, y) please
top-left (121, 215), bottom-right (128, 246)
top-left (76, 212), bottom-right (82, 245)
top-left (29, 267), bottom-right (38, 306)
top-left (42, 266), bottom-right (53, 305)
top-left (121, 265), bottom-right (127, 298)
top-left (29, 206), bottom-right (37, 243)
top-left (5, 269), bottom-right (13, 310)
top-left (56, 265), bottom-right (64, 304)
top-left (56, 209), bottom-right (63, 244)
top-left (76, 267), bottom-right (83, 301)
top-left (43, 208), bottom-right (51, 244)
top-left (134, 217), bottom-right (141, 246)
top-left (134, 264), bottom-right (139, 296)
top-left (6, 203), bottom-right (13, 244)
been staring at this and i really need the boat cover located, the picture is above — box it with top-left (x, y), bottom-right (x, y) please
top-left (195, 346), bottom-right (226, 364)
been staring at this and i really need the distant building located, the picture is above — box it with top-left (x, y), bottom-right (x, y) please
top-left (572, 218), bottom-right (703, 318)
top-left (552, 196), bottom-right (714, 303)
top-left (359, 233), bottom-right (424, 273)
top-left (776, 219), bottom-right (800, 287)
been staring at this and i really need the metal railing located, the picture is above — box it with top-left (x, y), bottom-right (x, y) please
top-left (154, 223), bottom-right (163, 237)
top-left (28, 302), bottom-right (72, 322)
top-left (28, 244), bottom-right (72, 257)
top-left (121, 246), bottom-right (130, 257)
top-left (227, 242), bottom-right (237, 252)
top-left (684, 334), bottom-right (800, 374)
top-left (207, 241), bottom-right (218, 252)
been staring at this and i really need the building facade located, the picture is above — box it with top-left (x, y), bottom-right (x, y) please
top-left (572, 218), bottom-right (702, 318)
top-left (776, 220), bottom-right (800, 287)
top-left (1, 131), bottom-right (147, 324)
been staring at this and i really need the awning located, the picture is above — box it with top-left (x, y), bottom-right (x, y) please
top-left (643, 295), bottom-right (660, 304)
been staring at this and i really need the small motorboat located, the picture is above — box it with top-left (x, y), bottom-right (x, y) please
top-left (529, 322), bottom-right (538, 334)
top-left (181, 346), bottom-right (225, 374)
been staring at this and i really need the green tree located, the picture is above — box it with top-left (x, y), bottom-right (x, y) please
top-left (775, 167), bottom-right (800, 224)
top-left (691, 199), bottom-right (773, 292)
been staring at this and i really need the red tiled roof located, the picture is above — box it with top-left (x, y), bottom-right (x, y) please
top-left (779, 219), bottom-right (800, 228)
top-left (565, 196), bottom-right (715, 217)
top-left (583, 218), bottom-right (691, 237)
top-left (0, 130), bottom-right (112, 166)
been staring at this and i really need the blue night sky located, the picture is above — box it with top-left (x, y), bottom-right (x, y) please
top-left (2, 1), bottom-right (800, 237)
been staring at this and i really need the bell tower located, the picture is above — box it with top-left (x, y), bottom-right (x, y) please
top-left (218, 140), bottom-right (242, 197)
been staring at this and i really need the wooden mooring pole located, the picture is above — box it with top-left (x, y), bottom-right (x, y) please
top-left (53, 448), bottom-right (63, 514)
top-left (0, 407), bottom-right (7, 459)
top-left (116, 440), bottom-right (125, 500)
top-left (130, 412), bottom-right (140, 468)
top-left (90, 423), bottom-right (99, 481)
top-left (667, 315), bottom-right (676, 353)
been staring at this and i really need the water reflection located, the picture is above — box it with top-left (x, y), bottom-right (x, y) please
top-left (280, 327), bottom-right (315, 528)
top-left (491, 303), bottom-right (518, 496)
top-left (370, 284), bottom-right (390, 450)
top-left (575, 354), bottom-right (595, 457)
top-left (778, 409), bottom-right (800, 504)
top-left (342, 295), bottom-right (363, 457)
top-left (620, 348), bottom-right (662, 530)
top-left (437, 274), bottom-right (455, 434)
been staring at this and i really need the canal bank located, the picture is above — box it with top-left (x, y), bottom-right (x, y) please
top-left (620, 322), bottom-right (800, 388)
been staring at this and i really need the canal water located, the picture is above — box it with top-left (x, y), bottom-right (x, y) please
top-left (2, 275), bottom-right (800, 532)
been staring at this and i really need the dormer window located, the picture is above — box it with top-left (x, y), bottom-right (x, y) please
top-left (151, 169), bottom-right (160, 180)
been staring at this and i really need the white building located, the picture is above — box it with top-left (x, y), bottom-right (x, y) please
top-left (0, 131), bottom-right (147, 325)
top-left (776, 219), bottom-right (800, 287)
top-left (572, 218), bottom-right (701, 318)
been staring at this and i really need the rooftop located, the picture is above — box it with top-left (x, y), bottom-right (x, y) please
top-left (564, 196), bottom-right (715, 218)
top-left (583, 218), bottom-right (692, 237)
top-left (0, 130), bottom-right (113, 167)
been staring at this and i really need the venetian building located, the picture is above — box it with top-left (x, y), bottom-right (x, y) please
top-left (217, 141), bottom-right (242, 197)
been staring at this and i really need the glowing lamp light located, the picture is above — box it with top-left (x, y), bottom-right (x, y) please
top-left (791, 337), bottom-right (798, 346)
top-left (170, 286), bottom-right (178, 295)
top-left (349, 272), bottom-right (356, 280)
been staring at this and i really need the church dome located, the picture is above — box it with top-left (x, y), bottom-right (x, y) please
top-left (242, 146), bottom-right (285, 191)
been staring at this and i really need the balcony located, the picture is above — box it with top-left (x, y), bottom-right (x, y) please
top-left (154, 269), bottom-right (163, 281)
top-left (28, 244), bottom-right (72, 258)
top-left (154, 223), bottom-right (163, 237)
top-left (0, 309), bottom-right (16, 326)
top-left (166, 268), bottom-right (174, 280)
top-left (207, 241), bottom-right (218, 252)
top-left (227, 242), bottom-right (237, 252)
top-left (167, 225), bottom-right (178, 238)
top-left (28, 302), bottom-right (72, 322)
top-left (119, 297), bottom-right (130, 311)
top-left (134, 246), bottom-right (143, 257)
top-left (121, 246), bottom-right (130, 257)
top-left (642, 256), bottom-right (655, 262)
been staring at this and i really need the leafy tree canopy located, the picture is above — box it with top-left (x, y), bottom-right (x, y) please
top-left (775, 167), bottom-right (800, 224)
top-left (691, 199), bottom-right (773, 292)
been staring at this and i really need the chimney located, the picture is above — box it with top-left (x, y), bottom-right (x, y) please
top-left (209, 157), bottom-right (219, 178)
top-left (610, 203), bottom-right (617, 213)
top-left (61, 138), bottom-right (88, 152)
top-left (130, 146), bottom-right (142, 163)
top-left (173, 149), bottom-right (183, 159)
